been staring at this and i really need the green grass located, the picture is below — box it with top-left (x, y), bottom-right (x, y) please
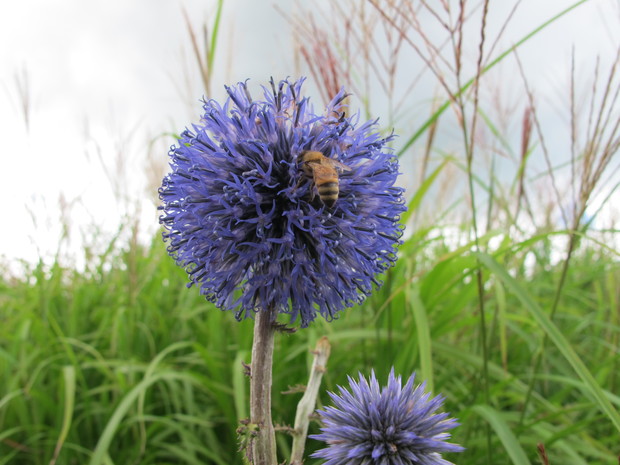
top-left (1, 222), bottom-right (618, 464)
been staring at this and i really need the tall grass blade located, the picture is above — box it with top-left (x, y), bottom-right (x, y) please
top-left (208, 0), bottom-right (224, 73)
top-left (409, 286), bottom-right (433, 393)
top-left (476, 251), bottom-right (620, 433)
top-left (88, 371), bottom-right (200, 465)
top-left (233, 350), bottom-right (248, 421)
top-left (401, 158), bottom-right (449, 227)
top-left (49, 365), bottom-right (76, 465)
top-left (472, 405), bottom-right (530, 465)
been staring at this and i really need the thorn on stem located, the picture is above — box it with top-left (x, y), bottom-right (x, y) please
top-left (242, 361), bottom-right (251, 377)
top-left (272, 321), bottom-right (297, 333)
top-left (281, 384), bottom-right (307, 395)
top-left (274, 423), bottom-right (297, 435)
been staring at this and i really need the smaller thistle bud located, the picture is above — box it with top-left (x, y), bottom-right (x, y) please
top-left (312, 369), bottom-right (464, 465)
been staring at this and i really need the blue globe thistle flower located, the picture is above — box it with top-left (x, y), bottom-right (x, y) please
top-left (159, 78), bottom-right (405, 327)
top-left (311, 369), bottom-right (464, 465)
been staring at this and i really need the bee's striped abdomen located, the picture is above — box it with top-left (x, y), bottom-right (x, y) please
top-left (317, 181), bottom-right (339, 208)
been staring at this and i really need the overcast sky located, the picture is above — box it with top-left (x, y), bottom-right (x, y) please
top-left (1, 0), bottom-right (618, 270)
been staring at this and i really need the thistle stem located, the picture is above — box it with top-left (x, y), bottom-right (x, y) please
top-left (250, 309), bottom-right (277, 465)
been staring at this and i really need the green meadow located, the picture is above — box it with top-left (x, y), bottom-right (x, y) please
top-left (2, 1), bottom-right (619, 464)
top-left (2, 214), bottom-right (619, 464)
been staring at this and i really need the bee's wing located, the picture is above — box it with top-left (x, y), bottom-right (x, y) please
top-left (327, 159), bottom-right (352, 172)
top-left (312, 164), bottom-right (336, 179)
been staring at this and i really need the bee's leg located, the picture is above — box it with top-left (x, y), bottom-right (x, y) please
top-left (292, 177), bottom-right (313, 203)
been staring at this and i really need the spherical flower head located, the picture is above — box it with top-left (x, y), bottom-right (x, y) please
top-left (311, 369), bottom-right (464, 465)
top-left (159, 77), bottom-right (405, 327)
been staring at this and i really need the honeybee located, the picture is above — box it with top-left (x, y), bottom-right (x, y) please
top-left (298, 150), bottom-right (352, 208)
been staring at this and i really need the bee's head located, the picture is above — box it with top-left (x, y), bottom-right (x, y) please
top-left (298, 150), bottom-right (323, 165)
